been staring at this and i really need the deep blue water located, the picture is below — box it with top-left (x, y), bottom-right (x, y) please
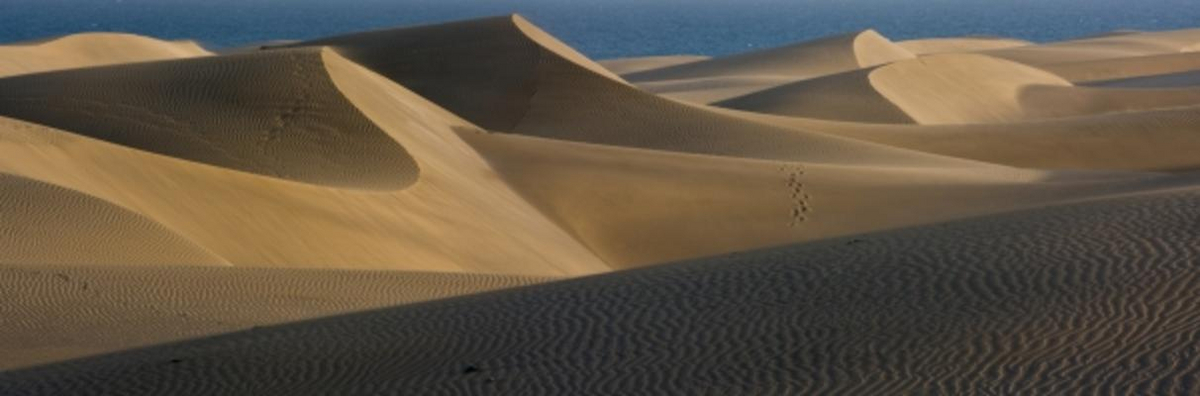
top-left (2, 0), bottom-right (1199, 59)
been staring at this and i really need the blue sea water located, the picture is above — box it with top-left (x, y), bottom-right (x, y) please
top-left (2, 0), bottom-right (1199, 59)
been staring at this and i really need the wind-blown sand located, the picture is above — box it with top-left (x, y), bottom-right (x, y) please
top-left (4, 14), bottom-right (1200, 395)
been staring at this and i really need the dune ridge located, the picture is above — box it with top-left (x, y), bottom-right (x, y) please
top-left (0, 33), bottom-right (209, 78)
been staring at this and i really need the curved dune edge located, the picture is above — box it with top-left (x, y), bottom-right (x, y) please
top-left (0, 48), bottom-right (421, 190)
top-left (721, 52), bottom-right (1200, 125)
top-left (0, 100), bottom-right (604, 273)
top-left (0, 264), bottom-right (554, 370)
top-left (621, 30), bottom-right (915, 103)
top-left (869, 53), bottom-right (1073, 125)
top-left (299, 16), bottom-right (979, 168)
top-left (624, 29), bottom-right (914, 82)
top-left (0, 33), bottom-right (210, 78)
top-left (715, 68), bottom-right (916, 123)
top-left (0, 173), bottom-right (224, 266)
top-left (5, 187), bottom-right (1200, 394)
top-left (287, 14), bottom-right (624, 132)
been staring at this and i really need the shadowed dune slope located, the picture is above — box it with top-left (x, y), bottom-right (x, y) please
top-left (0, 51), bottom-right (606, 273)
top-left (716, 68), bottom-right (916, 123)
top-left (729, 106), bottom-right (1200, 171)
top-left (0, 33), bottom-right (209, 78)
top-left (287, 15), bottom-right (623, 132)
top-left (0, 264), bottom-right (553, 370)
top-left (0, 174), bottom-right (223, 266)
top-left (5, 187), bottom-right (1200, 394)
top-left (465, 132), bottom-right (1183, 267)
top-left (1089, 69), bottom-right (1200, 88)
top-left (598, 55), bottom-right (710, 76)
top-left (291, 16), bottom-right (977, 168)
top-left (0, 48), bottom-right (419, 190)
top-left (897, 36), bottom-right (1032, 55)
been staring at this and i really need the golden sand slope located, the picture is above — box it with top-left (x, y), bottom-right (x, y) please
top-left (984, 28), bottom-right (1200, 67)
top-left (0, 33), bottom-right (209, 78)
top-left (0, 264), bottom-right (552, 370)
top-left (721, 53), bottom-right (1200, 126)
top-left (1044, 51), bottom-right (1200, 83)
top-left (728, 106), bottom-right (1200, 171)
top-left (4, 187), bottom-right (1199, 394)
top-left (0, 49), bottom-right (605, 273)
top-left (717, 54), bottom-right (1072, 124)
top-left (465, 132), bottom-right (1177, 267)
top-left (897, 36), bottom-right (1032, 55)
top-left (716, 68), bottom-right (916, 123)
top-left (624, 30), bottom-right (913, 82)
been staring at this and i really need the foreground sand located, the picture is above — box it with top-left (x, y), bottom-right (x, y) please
top-left (3, 14), bottom-right (1200, 394)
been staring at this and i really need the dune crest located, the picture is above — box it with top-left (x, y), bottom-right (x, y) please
top-left (0, 48), bottom-right (420, 189)
top-left (0, 33), bottom-right (209, 78)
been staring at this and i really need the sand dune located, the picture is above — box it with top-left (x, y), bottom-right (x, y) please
top-left (466, 132), bottom-right (1177, 267)
top-left (0, 48), bottom-right (420, 189)
top-left (5, 187), bottom-right (1200, 394)
top-left (728, 106), bottom-right (1200, 171)
top-left (1047, 51), bottom-right (1200, 83)
top-left (4, 14), bottom-right (1200, 394)
top-left (0, 264), bottom-right (552, 370)
top-left (617, 30), bottom-right (915, 103)
top-left (985, 28), bottom-right (1200, 67)
top-left (716, 53), bottom-right (1070, 124)
top-left (624, 30), bottom-right (913, 82)
top-left (0, 33), bottom-right (209, 78)
top-left (0, 174), bottom-right (223, 266)
top-left (1089, 69), bottom-right (1200, 88)
top-left (720, 53), bottom-right (1200, 125)
top-left (598, 55), bottom-right (709, 75)
top-left (0, 50), bottom-right (606, 273)
top-left (898, 36), bottom-right (1032, 55)
top-left (716, 68), bottom-right (916, 123)
top-left (291, 16), bottom-right (969, 168)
